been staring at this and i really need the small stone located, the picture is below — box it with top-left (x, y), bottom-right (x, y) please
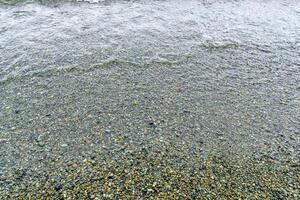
top-left (166, 184), bottom-right (171, 190)
top-left (54, 183), bottom-right (62, 191)
top-left (112, 108), bottom-right (118, 113)
top-left (0, 139), bottom-right (8, 143)
top-left (197, 138), bottom-right (204, 144)
top-left (37, 142), bottom-right (45, 147)
top-left (61, 144), bottom-right (68, 147)
top-left (103, 129), bottom-right (112, 137)
top-left (148, 122), bottom-right (156, 128)
top-left (36, 136), bottom-right (45, 147)
top-left (107, 172), bottom-right (114, 179)
top-left (265, 128), bottom-right (271, 133)
top-left (182, 110), bottom-right (191, 114)
top-left (91, 155), bottom-right (96, 160)
top-left (147, 189), bottom-right (154, 193)
top-left (216, 132), bottom-right (224, 136)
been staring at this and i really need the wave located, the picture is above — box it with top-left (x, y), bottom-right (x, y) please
top-left (1, 0), bottom-right (139, 6)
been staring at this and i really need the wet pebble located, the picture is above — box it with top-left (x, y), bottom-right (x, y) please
top-left (54, 183), bottom-right (63, 191)
top-left (107, 172), bottom-right (114, 179)
top-left (148, 122), bottom-right (157, 128)
top-left (61, 144), bottom-right (68, 147)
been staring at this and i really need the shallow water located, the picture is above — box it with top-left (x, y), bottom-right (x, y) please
top-left (0, 0), bottom-right (300, 198)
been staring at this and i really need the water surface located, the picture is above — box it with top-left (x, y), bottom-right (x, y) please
top-left (0, 0), bottom-right (299, 198)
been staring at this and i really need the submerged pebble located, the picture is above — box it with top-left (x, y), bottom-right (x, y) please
top-left (0, 0), bottom-right (299, 199)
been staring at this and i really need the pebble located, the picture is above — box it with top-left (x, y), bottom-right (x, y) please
top-left (107, 172), bottom-right (114, 179)
top-left (0, 139), bottom-right (8, 143)
top-left (148, 122), bottom-right (157, 128)
top-left (61, 144), bottom-right (68, 147)
top-left (147, 189), bottom-right (154, 193)
top-left (54, 183), bottom-right (62, 191)
top-left (0, 1), bottom-right (299, 199)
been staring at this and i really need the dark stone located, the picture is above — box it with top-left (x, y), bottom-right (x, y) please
top-left (91, 155), bottom-right (96, 160)
top-left (107, 173), bottom-right (114, 179)
top-left (272, 190), bottom-right (286, 200)
top-left (197, 138), bottom-right (204, 144)
top-left (54, 183), bottom-right (63, 191)
top-left (15, 110), bottom-right (20, 114)
top-left (182, 110), bottom-right (191, 114)
top-left (148, 122), bottom-right (156, 128)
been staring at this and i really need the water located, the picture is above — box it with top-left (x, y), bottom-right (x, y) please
top-left (0, 0), bottom-right (300, 198)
